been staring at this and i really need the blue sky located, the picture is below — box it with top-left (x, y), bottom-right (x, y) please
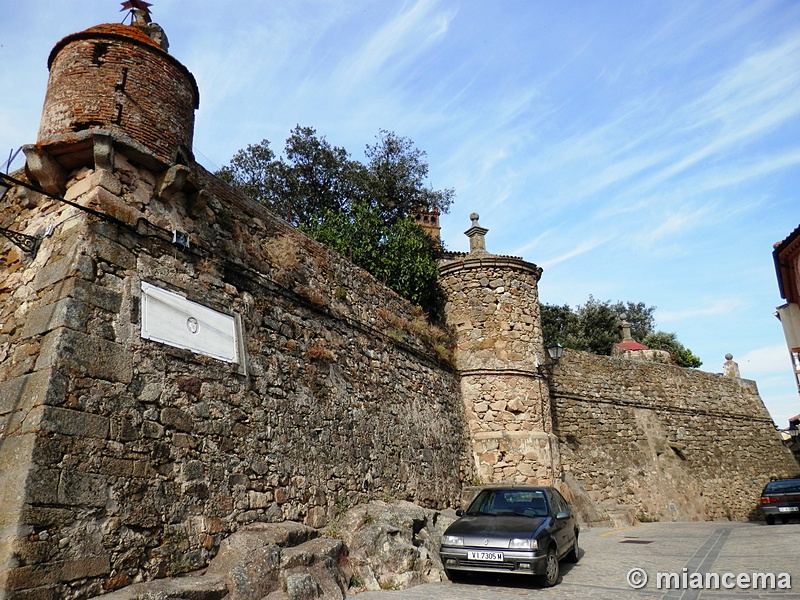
top-left (3, 1), bottom-right (800, 427)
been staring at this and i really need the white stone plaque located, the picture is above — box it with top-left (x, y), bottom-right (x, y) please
top-left (140, 281), bottom-right (239, 363)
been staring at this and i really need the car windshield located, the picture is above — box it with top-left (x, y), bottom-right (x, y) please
top-left (764, 480), bottom-right (800, 494)
top-left (465, 489), bottom-right (549, 517)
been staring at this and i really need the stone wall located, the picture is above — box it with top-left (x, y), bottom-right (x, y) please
top-left (4, 19), bottom-right (800, 600)
top-left (0, 151), bottom-right (471, 599)
top-left (551, 350), bottom-right (800, 523)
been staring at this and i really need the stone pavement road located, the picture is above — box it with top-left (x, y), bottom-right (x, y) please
top-left (354, 521), bottom-right (800, 599)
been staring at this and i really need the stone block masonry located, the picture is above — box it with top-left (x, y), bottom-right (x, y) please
top-left (439, 223), bottom-right (561, 487)
top-left (39, 24), bottom-right (199, 166)
top-left (551, 351), bottom-right (800, 522)
top-left (3, 17), bottom-right (799, 600)
top-left (0, 152), bottom-right (472, 599)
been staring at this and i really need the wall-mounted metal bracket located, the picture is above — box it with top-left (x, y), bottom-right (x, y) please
top-left (0, 227), bottom-right (41, 257)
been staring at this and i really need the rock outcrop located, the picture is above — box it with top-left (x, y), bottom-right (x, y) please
top-left (94, 502), bottom-right (456, 599)
top-left (99, 522), bottom-right (350, 600)
top-left (335, 500), bottom-right (456, 592)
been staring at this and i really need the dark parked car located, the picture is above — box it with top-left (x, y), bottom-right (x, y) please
top-left (760, 477), bottom-right (800, 524)
top-left (439, 485), bottom-right (579, 586)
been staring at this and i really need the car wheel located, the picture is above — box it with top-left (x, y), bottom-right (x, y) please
top-left (565, 533), bottom-right (580, 563)
top-left (539, 548), bottom-right (560, 587)
top-left (766, 515), bottom-right (775, 525)
top-left (445, 568), bottom-right (466, 582)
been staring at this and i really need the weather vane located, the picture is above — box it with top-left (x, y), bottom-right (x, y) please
top-left (120, 0), bottom-right (153, 25)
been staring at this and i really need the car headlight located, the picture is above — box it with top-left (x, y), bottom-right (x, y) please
top-left (443, 535), bottom-right (464, 546)
top-left (508, 538), bottom-right (538, 550)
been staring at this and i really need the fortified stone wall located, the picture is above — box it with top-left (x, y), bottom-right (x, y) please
top-left (0, 154), bottom-right (471, 598)
top-left (551, 351), bottom-right (800, 523)
top-left (3, 14), bottom-right (799, 600)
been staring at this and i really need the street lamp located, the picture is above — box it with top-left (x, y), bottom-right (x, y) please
top-left (546, 342), bottom-right (564, 362)
top-left (537, 342), bottom-right (564, 376)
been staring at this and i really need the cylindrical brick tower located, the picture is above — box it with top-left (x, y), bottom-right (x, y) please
top-left (439, 214), bottom-right (561, 485)
top-left (37, 22), bottom-right (199, 166)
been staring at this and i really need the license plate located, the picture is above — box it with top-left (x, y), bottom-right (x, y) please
top-left (468, 551), bottom-right (504, 561)
top-left (778, 507), bottom-right (799, 512)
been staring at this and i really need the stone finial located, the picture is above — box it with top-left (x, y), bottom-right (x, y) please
top-left (619, 316), bottom-right (633, 341)
top-left (465, 213), bottom-right (489, 254)
top-left (723, 354), bottom-right (740, 378)
top-left (128, 5), bottom-right (170, 51)
top-left (132, 8), bottom-right (152, 24)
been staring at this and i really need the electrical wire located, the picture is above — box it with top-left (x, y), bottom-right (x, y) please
top-left (1, 171), bottom-right (451, 368)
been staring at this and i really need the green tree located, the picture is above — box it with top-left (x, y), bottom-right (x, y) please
top-left (574, 297), bottom-right (623, 355)
top-left (362, 130), bottom-right (454, 225)
top-left (216, 139), bottom-right (285, 216)
top-left (218, 126), bottom-right (452, 321)
top-left (218, 127), bottom-right (453, 228)
top-left (642, 331), bottom-right (703, 368)
top-left (218, 126), bottom-right (363, 226)
top-left (540, 297), bottom-right (701, 368)
top-left (303, 202), bottom-right (445, 321)
top-left (540, 303), bottom-right (579, 350)
top-left (276, 126), bottom-right (365, 226)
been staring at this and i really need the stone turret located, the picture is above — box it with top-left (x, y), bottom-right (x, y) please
top-left (439, 214), bottom-right (561, 485)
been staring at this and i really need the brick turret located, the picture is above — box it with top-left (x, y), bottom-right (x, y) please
top-left (33, 20), bottom-right (199, 180)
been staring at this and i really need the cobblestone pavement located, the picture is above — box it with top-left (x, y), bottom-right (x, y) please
top-left (354, 521), bottom-right (800, 599)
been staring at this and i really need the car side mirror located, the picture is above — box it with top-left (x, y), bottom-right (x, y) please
top-left (555, 510), bottom-right (570, 521)
top-left (456, 509), bottom-right (465, 517)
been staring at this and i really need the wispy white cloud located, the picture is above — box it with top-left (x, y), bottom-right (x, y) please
top-left (658, 300), bottom-right (738, 323)
top-left (493, 30), bottom-right (800, 227)
top-left (736, 345), bottom-right (795, 379)
top-left (631, 200), bottom-right (720, 249)
top-left (615, 37), bottom-right (800, 200)
top-left (333, 0), bottom-right (456, 91)
top-left (538, 237), bottom-right (614, 269)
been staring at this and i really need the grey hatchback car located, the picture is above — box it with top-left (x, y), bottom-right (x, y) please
top-left (439, 485), bottom-right (579, 586)
top-left (760, 477), bottom-right (800, 524)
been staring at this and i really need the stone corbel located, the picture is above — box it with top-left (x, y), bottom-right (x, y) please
top-left (156, 164), bottom-right (190, 202)
top-left (93, 134), bottom-right (115, 174)
top-left (22, 145), bottom-right (67, 197)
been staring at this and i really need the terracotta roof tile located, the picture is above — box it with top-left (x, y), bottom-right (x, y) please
top-left (616, 340), bottom-right (649, 351)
